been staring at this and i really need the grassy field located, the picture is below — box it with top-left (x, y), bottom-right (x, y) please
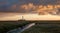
top-left (22, 21), bottom-right (60, 33)
top-left (0, 21), bottom-right (31, 33)
top-left (0, 20), bottom-right (60, 33)
top-left (22, 23), bottom-right (60, 33)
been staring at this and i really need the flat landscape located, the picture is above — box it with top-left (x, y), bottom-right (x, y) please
top-left (0, 0), bottom-right (60, 33)
top-left (0, 21), bottom-right (60, 33)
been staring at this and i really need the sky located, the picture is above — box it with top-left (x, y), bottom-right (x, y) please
top-left (0, 0), bottom-right (58, 12)
top-left (0, 0), bottom-right (19, 12)
top-left (0, 0), bottom-right (60, 21)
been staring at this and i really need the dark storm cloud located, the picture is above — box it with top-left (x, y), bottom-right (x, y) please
top-left (0, 0), bottom-right (18, 12)
top-left (18, 0), bottom-right (57, 5)
top-left (0, 0), bottom-right (59, 12)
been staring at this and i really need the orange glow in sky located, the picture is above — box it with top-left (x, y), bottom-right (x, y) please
top-left (20, 3), bottom-right (60, 12)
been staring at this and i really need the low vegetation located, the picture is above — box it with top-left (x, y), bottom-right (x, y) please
top-left (0, 21), bottom-right (30, 33)
top-left (0, 21), bottom-right (60, 33)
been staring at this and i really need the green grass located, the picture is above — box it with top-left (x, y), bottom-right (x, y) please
top-left (0, 21), bottom-right (60, 33)
top-left (0, 21), bottom-right (30, 33)
top-left (22, 27), bottom-right (60, 33)
top-left (22, 22), bottom-right (60, 33)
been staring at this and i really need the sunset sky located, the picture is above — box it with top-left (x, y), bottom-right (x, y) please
top-left (0, 0), bottom-right (58, 12)
top-left (0, 0), bottom-right (60, 21)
